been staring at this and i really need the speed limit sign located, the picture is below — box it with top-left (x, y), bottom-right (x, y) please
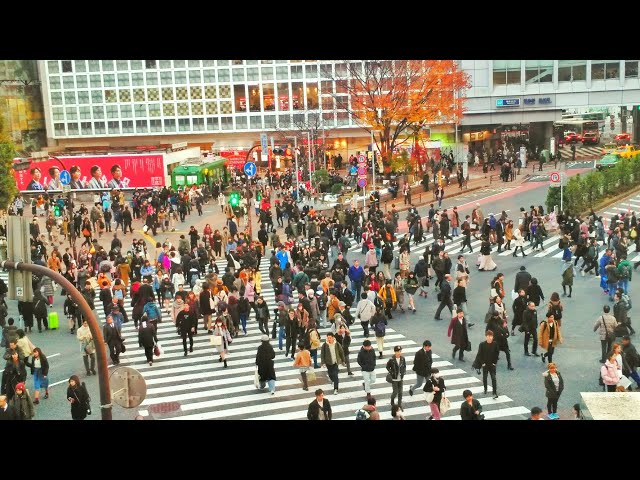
top-left (550, 172), bottom-right (560, 183)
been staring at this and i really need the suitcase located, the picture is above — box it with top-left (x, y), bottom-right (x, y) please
top-left (48, 311), bottom-right (59, 330)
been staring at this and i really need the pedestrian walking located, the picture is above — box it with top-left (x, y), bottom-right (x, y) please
top-left (522, 301), bottom-right (540, 357)
top-left (448, 309), bottom-right (470, 362)
top-left (103, 315), bottom-right (124, 366)
top-left (478, 237), bottom-right (497, 271)
top-left (601, 353), bottom-right (619, 392)
top-left (292, 342), bottom-right (312, 391)
top-left (561, 260), bottom-right (575, 298)
top-left (424, 368), bottom-right (446, 420)
top-left (542, 362), bottom-right (564, 419)
top-left (10, 382), bottom-right (35, 420)
top-left (434, 274), bottom-right (454, 320)
top-left (539, 312), bottom-right (563, 364)
top-left (512, 225), bottom-right (527, 257)
top-left (473, 330), bottom-right (500, 398)
top-left (460, 389), bottom-right (483, 420)
top-left (320, 332), bottom-right (345, 395)
top-left (386, 345), bottom-right (406, 408)
top-left (335, 324), bottom-right (353, 376)
top-left (76, 319), bottom-right (96, 376)
top-left (621, 335), bottom-right (640, 389)
top-left (212, 316), bottom-right (232, 368)
top-left (371, 307), bottom-right (387, 358)
top-left (138, 318), bottom-right (158, 366)
top-left (486, 314), bottom-right (514, 370)
top-left (24, 347), bottom-right (49, 404)
top-left (256, 334), bottom-right (276, 394)
top-left (306, 388), bottom-right (332, 420)
top-left (176, 303), bottom-right (197, 356)
top-left (357, 339), bottom-right (377, 399)
top-left (408, 340), bottom-right (433, 397)
top-left (404, 272), bottom-right (419, 312)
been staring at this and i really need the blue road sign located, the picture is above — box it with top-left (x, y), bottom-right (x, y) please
top-left (59, 170), bottom-right (71, 185)
top-left (357, 178), bottom-right (367, 188)
top-left (244, 162), bottom-right (257, 177)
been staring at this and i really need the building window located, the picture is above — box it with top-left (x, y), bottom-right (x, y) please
top-left (116, 60), bottom-right (129, 71)
top-left (278, 114), bottom-right (290, 127)
top-left (592, 61), bottom-right (620, 80)
top-left (134, 104), bottom-right (147, 117)
top-left (261, 60), bottom-right (272, 64)
top-left (79, 106), bottom-right (91, 119)
top-left (145, 60), bottom-right (157, 69)
top-left (47, 61), bottom-right (60, 74)
top-left (146, 72), bottom-right (158, 85)
top-left (217, 60), bottom-right (229, 66)
top-left (558, 60), bottom-right (586, 82)
top-left (122, 120), bottom-right (134, 133)
top-left (234, 84), bottom-right (247, 112)
top-left (261, 67), bottom-right (273, 80)
top-left (163, 103), bottom-right (175, 116)
top-left (91, 91), bottom-right (103, 104)
top-left (135, 119), bottom-right (148, 133)
top-left (246, 60), bottom-right (258, 65)
top-left (322, 96), bottom-right (334, 110)
top-left (264, 114), bottom-right (276, 128)
top-left (276, 66), bottom-right (289, 80)
top-left (291, 65), bottom-right (303, 79)
top-left (189, 70), bottom-right (202, 83)
top-left (54, 123), bottom-right (65, 136)
top-left (322, 112), bottom-right (334, 126)
top-left (106, 106), bottom-right (119, 118)
top-left (235, 116), bottom-right (247, 129)
top-left (63, 76), bottom-right (75, 89)
top-left (52, 108), bottom-right (64, 121)
top-left (77, 91), bottom-right (89, 104)
top-left (218, 69), bottom-right (230, 82)
top-left (148, 104), bottom-right (161, 117)
top-left (149, 119), bottom-right (162, 132)
top-left (203, 70), bottom-right (216, 83)
top-left (247, 68), bottom-right (259, 81)
top-left (88, 60), bottom-right (100, 72)
top-left (81, 122), bottom-right (92, 135)
top-left (292, 82), bottom-right (303, 110)
top-left (626, 61), bottom-right (639, 78)
top-left (321, 80), bottom-right (333, 95)
top-left (94, 121), bottom-right (105, 134)
top-left (92, 106), bottom-right (104, 119)
top-left (64, 92), bottom-right (76, 105)
top-left (67, 123), bottom-right (79, 135)
top-left (178, 118), bottom-right (190, 131)
top-left (173, 60), bottom-right (185, 68)
top-left (249, 86), bottom-right (261, 112)
top-left (206, 117), bottom-right (218, 130)
top-left (120, 105), bottom-right (132, 118)
top-left (250, 115), bottom-right (262, 130)
top-left (233, 69), bottom-right (246, 82)
top-left (49, 76), bottom-right (61, 90)
top-left (203, 60), bottom-right (215, 67)
top-left (76, 75), bottom-right (88, 88)
top-left (174, 70), bottom-right (187, 84)
top-left (232, 60), bottom-right (243, 66)
top-left (188, 60), bottom-right (201, 68)
top-left (51, 92), bottom-right (63, 105)
top-left (74, 60), bottom-right (86, 72)
top-left (161, 71), bottom-right (173, 85)
top-left (337, 111), bottom-right (349, 126)
top-left (320, 64), bottom-right (333, 78)
top-left (493, 60), bottom-right (521, 85)
top-left (107, 121), bottom-right (120, 134)
top-left (525, 60), bottom-right (553, 84)
top-left (163, 119), bottom-right (176, 132)
top-left (117, 73), bottom-right (130, 87)
top-left (131, 72), bottom-right (144, 86)
top-left (221, 117), bottom-right (233, 130)
top-left (103, 74), bottom-right (116, 87)
top-left (66, 107), bottom-right (77, 120)
top-left (305, 64), bottom-right (317, 78)
top-left (159, 60), bottom-right (171, 69)
top-left (130, 60), bottom-right (142, 70)
top-left (102, 60), bottom-right (114, 72)
top-left (277, 83), bottom-right (290, 110)
top-left (90, 75), bottom-right (102, 88)
top-left (61, 60), bottom-right (73, 73)
top-left (192, 117), bottom-right (204, 131)
top-left (262, 83), bottom-right (275, 111)
top-left (105, 90), bottom-right (117, 103)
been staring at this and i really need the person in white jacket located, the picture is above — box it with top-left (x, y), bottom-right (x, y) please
top-left (356, 293), bottom-right (376, 338)
top-left (512, 226), bottom-right (527, 258)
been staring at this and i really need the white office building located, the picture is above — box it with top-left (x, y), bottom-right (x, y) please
top-left (38, 60), bottom-right (640, 159)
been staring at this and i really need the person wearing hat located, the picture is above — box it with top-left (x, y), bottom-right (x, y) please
top-left (256, 335), bottom-right (277, 394)
top-left (386, 346), bottom-right (407, 408)
top-left (9, 381), bottom-right (34, 420)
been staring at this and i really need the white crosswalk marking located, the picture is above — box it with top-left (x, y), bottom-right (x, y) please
top-left (68, 258), bottom-right (527, 420)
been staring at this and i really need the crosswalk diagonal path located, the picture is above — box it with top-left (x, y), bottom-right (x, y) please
top-left (100, 258), bottom-right (529, 420)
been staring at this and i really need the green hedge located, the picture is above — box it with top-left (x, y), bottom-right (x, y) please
top-left (545, 154), bottom-right (640, 214)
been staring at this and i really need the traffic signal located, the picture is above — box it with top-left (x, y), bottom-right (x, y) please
top-left (229, 191), bottom-right (240, 207)
top-left (53, 205), bottom-right (61, 217)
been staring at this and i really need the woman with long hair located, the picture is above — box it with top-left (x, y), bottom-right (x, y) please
top-left (212, 316), bottom-right (232, 368)
top-left (24, 347), bottom-right (49, 404)
top-left (543, 362), bottom-right (564, 419)
top-left (478, 236), bottom-right (497, 272)
top-left (66, 375), bottom-right (90, 420)
top-left (424, 368), bottom-right (446, 420)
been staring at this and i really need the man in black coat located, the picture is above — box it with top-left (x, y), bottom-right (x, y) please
top-left (307, 388), bottom-right (332, 420)
top-left (434, 274), bottom-right (454, 320)
top-left (460, 389), bottom-right (483, 420)
top-left (514, 266), bottom-right (532, 294)
top-left (474, 330), bottom-right (500, 398)
top-left (0, 394), bottom-right (18, 420)
top-left (409, 340), bottom-right (433, 396)
top-left (103, 315), bottom-right (123, 365)
top-left (522, 302), bottom-right (540, 356)
top-left (330, 253), bottom-right (349, 278)
top-left (511, 289), bottom-right (528, 336)
top-left (176, 303), bottom-right (198, 356)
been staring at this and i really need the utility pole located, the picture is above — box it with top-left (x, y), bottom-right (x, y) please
top-left (371, 130), bottom-right (376, 193)
top-left (307, 131), bottom-right (312, 193)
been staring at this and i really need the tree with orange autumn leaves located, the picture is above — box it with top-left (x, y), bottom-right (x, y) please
top-left (332, 60), bottom-right (470, 167)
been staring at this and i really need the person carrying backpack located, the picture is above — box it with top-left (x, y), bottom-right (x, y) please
top-left (617, 254), bottom-right (633, 295)
top-left (356, 396), bottom-right (380, 420)
top-left (143, 300), bottom-right (162, 326)
top-left (370, 307), bottom-right (387, 358)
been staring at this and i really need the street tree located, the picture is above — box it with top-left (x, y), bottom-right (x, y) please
top-left (0, 137), bottom-right (19, 211)
top-left (331, 60), bottom-right (469, 169)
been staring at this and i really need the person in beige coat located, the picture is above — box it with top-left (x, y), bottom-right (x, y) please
top-left (538, 312), bottom-right (563, 364)
top-left (594, 305), bottom-right (619, 363)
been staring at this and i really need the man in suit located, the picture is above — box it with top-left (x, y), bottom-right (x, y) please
top-left (474, 330), bottom-right (500, 399)
top-left (0, 394), bottom-right (18, 420)
top-left (307, 389), bottom-right (332, 420)
top-left (409, 340), bottom-right (433, 396)
top-left (103, 315), bottom-right (123, 365)
top-left (514, 266), bottom-right (532, 293)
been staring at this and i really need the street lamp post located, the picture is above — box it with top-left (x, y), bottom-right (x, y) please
top-left (285, 136), bottom-right (300, 200)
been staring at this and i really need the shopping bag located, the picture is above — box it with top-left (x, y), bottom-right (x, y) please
top-left (154, 344), bottom-right (161, 357)
top-left (440, 396), bottom-right (451, 415)
top-left (424, 391), bottom-right (435, 403)
top-left (306, 369), bottom-right (317, 382)
top-left (210, 335), bottom-right (223, 346)
top-left (511, 290), bottom-right (519, 301)
top-left (617, 375), bottom-right (632, 390)
top-left (254, 367), bottom-right (261, 389)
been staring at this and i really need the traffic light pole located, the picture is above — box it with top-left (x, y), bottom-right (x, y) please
top-left (1, 259), bottom-right (113, 420)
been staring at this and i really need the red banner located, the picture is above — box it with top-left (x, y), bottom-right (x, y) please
top-left (219, 150), bottom-right (247, 169)
top-left (14, 154), bottom-right (165, 191)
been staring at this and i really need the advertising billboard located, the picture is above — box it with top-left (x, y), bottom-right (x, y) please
top-left (14, 154), bottom-right (165, 191)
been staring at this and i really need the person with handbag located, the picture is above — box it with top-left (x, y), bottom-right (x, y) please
top-left (292, 342), bottom-right (312, 391)
top-left (66, 375), bottom-right (90, 420)
top-left (385, 345), bottom-right (407, 408)
top-left (76, 319), bottom-right (96, 376)
top-left (423, 368), bottom-right (446, 420)
top-left (542, 362), bottom-right (564, 419)
top-left (594, 305), bottom-right (618, 363)
top-left (23, 347), bottom-right (49, 404)
top-left (212, 316), bottom-right (232, 368)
